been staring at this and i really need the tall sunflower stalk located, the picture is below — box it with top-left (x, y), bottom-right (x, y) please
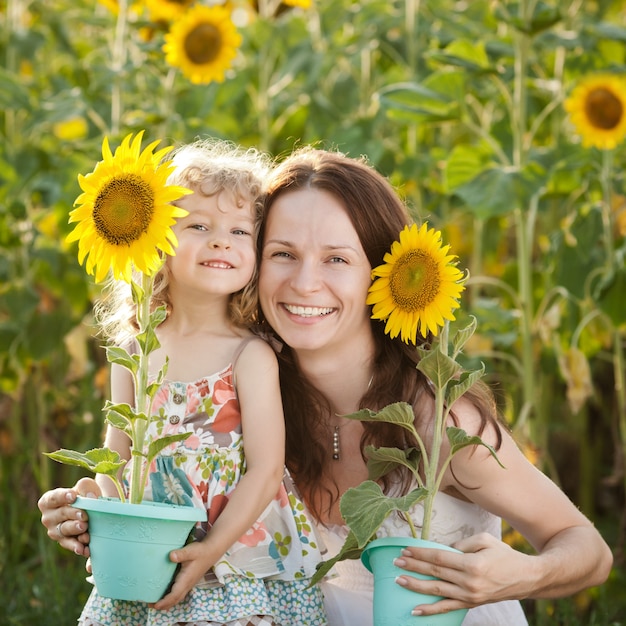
top-left (311, 223), bottom-right (503, 583)
top-left (45, 131), bottom-right (193, 505)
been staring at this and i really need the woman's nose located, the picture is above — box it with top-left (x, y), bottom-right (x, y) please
top-left (289, 260), bottom-right (321, 293)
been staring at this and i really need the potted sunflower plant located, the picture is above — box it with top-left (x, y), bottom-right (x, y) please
top-left (45, 131), bottom-right (206, 602)
top-left (310, 223), bottom-right (503, 626)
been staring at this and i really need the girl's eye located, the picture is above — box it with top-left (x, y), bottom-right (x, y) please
top-left (232, 228), bottom-right (251, 236)
top-left (190, 224), bottom-right (207, 231)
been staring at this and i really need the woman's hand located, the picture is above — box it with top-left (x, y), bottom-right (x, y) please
top-left (393, 533), bottom-right (534, 616)
top-left (37, 477), bottom-right (101, 557)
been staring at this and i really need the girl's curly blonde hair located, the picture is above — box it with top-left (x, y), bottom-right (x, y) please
top-left (95, 138), bottom-right (271, 347)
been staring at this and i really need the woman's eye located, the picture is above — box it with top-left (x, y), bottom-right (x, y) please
top-left (329, 256), bottom-right (348, 264)
top-left (271, 250), bottom-right (293, 259)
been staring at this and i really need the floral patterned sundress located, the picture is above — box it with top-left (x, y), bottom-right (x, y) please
top-left (79, 337), bottom-right (327, 626)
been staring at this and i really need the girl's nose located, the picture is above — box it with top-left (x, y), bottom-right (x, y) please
top-left (208, 230), bottom-right (230, 249)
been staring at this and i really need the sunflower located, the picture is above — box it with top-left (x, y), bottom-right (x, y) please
top-left (67, 131), bottom-right (191, 283)
top-left (163, 5), bottom-right (241, 85)
top-left (146, 0), bottom-right (196, 23)
top-left (283, 0), bottom-right (312, 7)
top-left (366, 223), bottom-right (465, 343)
top-left (564, 74), bottom-right (626, 150)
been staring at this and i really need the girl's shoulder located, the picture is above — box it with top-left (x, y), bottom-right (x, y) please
top-left (231, 334), bottom-right (279, 387)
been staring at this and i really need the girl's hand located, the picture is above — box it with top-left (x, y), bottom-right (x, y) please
top-left (38, 478), bottom-right (101, 557)
top-left (152, 541), bottom-right (217, 611)
top-left (393, 533), bottom-right (532, 616)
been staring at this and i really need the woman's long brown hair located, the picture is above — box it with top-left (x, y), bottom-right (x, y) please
top-left (258, 147), bottom-right (501, 522)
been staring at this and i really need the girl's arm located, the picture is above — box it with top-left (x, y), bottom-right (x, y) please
top-left (96, 362), bottom-right (133, 498)
top-left (154, 338), bottom-right (286, 610)
top-left (395, 397), bottom-right (613, 616)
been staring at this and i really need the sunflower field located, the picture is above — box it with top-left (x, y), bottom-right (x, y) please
top-left (1, 0), bottom-right (626, 623)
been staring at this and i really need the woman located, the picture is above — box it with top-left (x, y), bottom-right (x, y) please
top-left (40, 147), bottom-right (613, 625)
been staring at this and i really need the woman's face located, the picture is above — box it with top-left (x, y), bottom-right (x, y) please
top-left (259, 188), bottom-right (373, 356)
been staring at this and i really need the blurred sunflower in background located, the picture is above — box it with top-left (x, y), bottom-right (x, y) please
top-left (565, 74), bottom-right (626, 150)
top-left (146, 0), bottom-right (196, 23)
top-left (163, 4), bottom-right (241, 84)
top-left (283, 0), bottom-right (312, 7)
top-left (366, 223), bottom-right (466, 344)
top-left (67, 131), bottom-right (191, 283)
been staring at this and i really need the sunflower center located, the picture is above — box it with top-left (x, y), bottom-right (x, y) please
top-left (389, 250), bottom-right (441, 311)
top-left (93, 175), bottom-right (155, 246)
top-left (585, 88), bottom-right (623, 130)
top-left (185, 23), bottom-right (222, 65)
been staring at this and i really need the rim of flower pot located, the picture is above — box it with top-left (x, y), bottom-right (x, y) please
top-left (361, 536), bottom-right (459, 572)
top-left (73, 495), bottom-right (207, 522)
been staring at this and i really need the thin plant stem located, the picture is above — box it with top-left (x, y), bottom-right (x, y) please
top-left (5, 0), bottom-right (24, 149)
top-left (111, 0), bottom-right (129, 134)
top-left (614, 329), bottom-right (626, 528)
top-left (405, 0), bottom-right (420, 155)
top-left (420, 322), bottom-right (450, 540)
top-left (510, 3), bottom-right (538, 438)
top-left (600, 149), bottom-right (616, 270)
top-left (129, 272), bottom-right (153, 504)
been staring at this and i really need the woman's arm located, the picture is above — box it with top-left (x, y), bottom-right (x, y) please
top-left (154, 339), bottom-right (286, 610)
top-left (37, 477), bottom-right (102, 556)
top-left (395, 398), bottom-right (613, 616)
top-left (38, 361), bottom-right (134, 550)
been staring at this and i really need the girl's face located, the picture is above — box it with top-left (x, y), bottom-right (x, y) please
top-left (168, 189), bottom-right (256, 298)
top-left (259, 188), bottom-right (373, 356)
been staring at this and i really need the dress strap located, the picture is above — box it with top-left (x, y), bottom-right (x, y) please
top-left (231, 335), bottom-right (269, 387)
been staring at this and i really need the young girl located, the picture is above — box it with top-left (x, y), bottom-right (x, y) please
top-left (79, 140), bottom-right (327, 626)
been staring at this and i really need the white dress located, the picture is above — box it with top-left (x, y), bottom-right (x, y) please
top-left (317, 491), bottom-right (528, 626)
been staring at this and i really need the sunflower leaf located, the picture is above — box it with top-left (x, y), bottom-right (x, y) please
top-left (451, 316), bottom-right (478, 358)
top-left (343, 403), bottom-right (419, 439)
top-left (150, 305), bottom-right (167, 328)
top-left (340, 480), bottom-right (428, 547)
top-left (416, 348), bottom-right (460, 390)
top-left (365, 445), bottom-right (421, 481)
top-left (130, 280), bottom-right (145, 307)
top-left (105, 346), bottom-right (139, 375)
top-left (447, 364), bottom-right (485, 406)
top-left (309, 530), bottom-right (362, 586)
top-left (44, 447), bottom-right (127, 478)
top-left (146, 432), bottom-right (193, 463)
top-left (136, 324), bottom-right (161, 355)
top-left (446, 427), bottom-right (504, 468)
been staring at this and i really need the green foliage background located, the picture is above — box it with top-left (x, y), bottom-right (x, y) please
top-left (1, 0), bottom-right (626, 623)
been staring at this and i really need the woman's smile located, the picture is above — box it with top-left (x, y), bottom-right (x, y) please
top-left (260, 188), bottom-right (373, 354)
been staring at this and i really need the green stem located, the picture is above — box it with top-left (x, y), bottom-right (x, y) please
top-left (256, 0), bottom-right (276, 151)
top-left (129, 272), bottom-right (153, 504)
top-left (421, 322), bottom-right (450, 540)
top-left (510, 5), bottom-right (537, 438)
top-left (600, 149), bottom-right (615, 270)
top-left (614, 329), bottom-right (626, 517)
top-left (5, 0), bottom-right (23, 149)
top-left (110, 0), bottom-right (129, 134)
top-left (404, 0), bottom-right (420, 155)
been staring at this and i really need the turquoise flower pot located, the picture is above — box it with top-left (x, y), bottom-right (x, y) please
top-left (362, 537), bottom-right (468, 626)
top-left (73, 496), bottom-right (206, 602)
